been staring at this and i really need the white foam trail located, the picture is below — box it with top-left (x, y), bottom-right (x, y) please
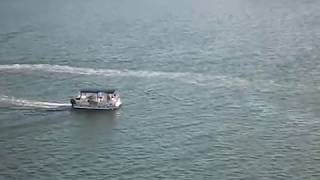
top-left (0, 95), bottom-right (70, 109)
top-left (0, 64), bottom-right (185, 78)
top-left (0, 64), bottom-right (250, 87)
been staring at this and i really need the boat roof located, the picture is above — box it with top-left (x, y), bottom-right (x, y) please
top-left (80, 89), bottom-right (116, 94)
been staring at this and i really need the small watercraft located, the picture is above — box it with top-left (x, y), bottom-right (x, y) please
top-left (70, 89), bottom-right (122, 110)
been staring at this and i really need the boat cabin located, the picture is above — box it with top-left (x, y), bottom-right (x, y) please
top-left (70, 88), bottom-right (122, 110)
top-left (76, 89), bottom-right (118, 103)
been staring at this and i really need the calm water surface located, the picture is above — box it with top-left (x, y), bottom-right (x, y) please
top-left (1, 0), bottom-right (320, 179)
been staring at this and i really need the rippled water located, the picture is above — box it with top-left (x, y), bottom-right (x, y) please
top-left (1, 0), bottom-right (320, 179)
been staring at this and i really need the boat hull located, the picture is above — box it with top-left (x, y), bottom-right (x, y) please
top-left (71, 105), bottom-right (121, 110)
top-left (71, 100), bottom-right (122, 110)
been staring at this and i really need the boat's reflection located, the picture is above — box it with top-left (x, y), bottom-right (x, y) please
top-left (70, 109), bottom-right (121, 142)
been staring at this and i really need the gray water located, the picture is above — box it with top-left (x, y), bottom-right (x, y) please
top-left (1, 0), bottom-right (320, 179)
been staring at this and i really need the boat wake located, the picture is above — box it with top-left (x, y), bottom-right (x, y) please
top-left (0, 63), bottom-right (185, 78)
top-left (0, 64), bottom-right (250, 88)
top-left (0, 95), bottom-right (70, 110)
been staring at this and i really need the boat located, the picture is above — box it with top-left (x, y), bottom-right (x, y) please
top-left (70, 89), bottom-right (122, 110)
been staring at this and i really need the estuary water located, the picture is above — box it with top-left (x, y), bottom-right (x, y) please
top-left (1, 0), bottom-right (320, 179)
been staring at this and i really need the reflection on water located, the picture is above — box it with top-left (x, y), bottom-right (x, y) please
top-left (70, 109), bottom-right (120, 143)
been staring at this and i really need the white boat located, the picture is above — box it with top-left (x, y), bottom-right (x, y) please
top-left (70, 89), bottom-right (122, 110)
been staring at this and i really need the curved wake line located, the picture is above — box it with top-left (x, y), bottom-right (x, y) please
top-left (0, 64), bottom-right (250, 87)
top-left (0, 95), bottom-right (70, 109)
top-left (0, 64), bottom-right (186, 78)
